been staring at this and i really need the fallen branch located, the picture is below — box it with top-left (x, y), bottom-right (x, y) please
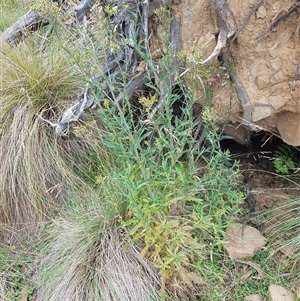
top-left (39, 71), bottom-right (149, 135)
top-left (54, 0), bottom-right (145, 135)
top-left (255, 2), bottom-right (300, 40)
top-left (54, 0), bottom-right (178, 136)
top-left (1, 10), bottom-right (47, 46)
top-left (228, 0), bottom-right (264, 53)
top-left (1, 0), bottom-right (94, 46)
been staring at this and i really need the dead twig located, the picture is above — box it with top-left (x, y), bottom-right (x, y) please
top-left (255, 3), bottom-right (300, 40)
top-left (290, 62), bottom-right (300, 105)
top-left (228, 0), bottom-right (264, 53)
top-left (54, 0), bottom-right (142, 135)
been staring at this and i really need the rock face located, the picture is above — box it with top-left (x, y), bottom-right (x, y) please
top-left (269, 284), bottom-right (295, 301)
top-left (170, 0), bottom-right (300, 145)
top-left (223, 223), bottom-right (267, 259)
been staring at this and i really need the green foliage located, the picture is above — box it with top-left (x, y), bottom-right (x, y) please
top-left (273, 144), bottom-right (295, 175)
top-left (90, 69), bottom-right (243, 297)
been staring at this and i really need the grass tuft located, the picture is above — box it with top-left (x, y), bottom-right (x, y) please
top-left (36, 210), bottom-right (162, 301)
top-left (0, 37), bottom-right (106, 240)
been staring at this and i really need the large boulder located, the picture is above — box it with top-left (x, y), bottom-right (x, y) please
top-left (170, 0), bottom-right (300, 145)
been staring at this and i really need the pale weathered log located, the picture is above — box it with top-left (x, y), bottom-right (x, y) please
top-left (1, 10), bottom-right (47, 46)
top-left (1, 0), bottom-right (94, 46)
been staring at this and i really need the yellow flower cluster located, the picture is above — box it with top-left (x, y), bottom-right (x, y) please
top-left (201, 106), bottom-right (216, 123)
top-left (138, 95), bottom-right (157, 112)
top-left (154, 6), bottom-right (168, 18)
top-left (29, 0), bottom-right (60, 18)
top-left (73, 120), bottom-right (97, 138)
top-left (104, 4), bottom-right (118, 15)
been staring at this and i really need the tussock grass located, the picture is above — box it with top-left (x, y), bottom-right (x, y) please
top-left (250, 173), bottom-right (300, 264)
top-left (265, 196), bottom-right (300, 263)
top-left (0, 37), bottom-right (107, 240)
top-left (36, 211), bottom-right (162, 301)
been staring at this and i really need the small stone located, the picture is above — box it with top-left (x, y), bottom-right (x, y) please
top-left (256, 75), bottom-right (269, 90)
top-left (256, 5), bottom-right (267, 19)
top-left (269, 284), bottom-right (295, 301)
top-left (245, 294), bottom-right (263, 301)
top-left (269, 96), bottom-right (286, 110)
top-left (270, 58), bottom-right (282, 72)
top-left (252, 105), bottom-right (272, 122)
top-left (223, 223), bottom-right (267, 259)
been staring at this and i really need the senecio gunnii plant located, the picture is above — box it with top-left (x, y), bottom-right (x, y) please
top-left (0, 1), bottom-right (246, 301)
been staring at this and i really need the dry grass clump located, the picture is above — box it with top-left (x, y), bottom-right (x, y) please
top-left (264, 196), bottom-right (300, 262)
top-left (0, 37), bottom-right (106, 240)
top-left (36, 210), bottom-right (162, 301)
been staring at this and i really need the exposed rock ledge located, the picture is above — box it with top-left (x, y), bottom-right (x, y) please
top-left (170, 0), bottom-right (300, 145)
